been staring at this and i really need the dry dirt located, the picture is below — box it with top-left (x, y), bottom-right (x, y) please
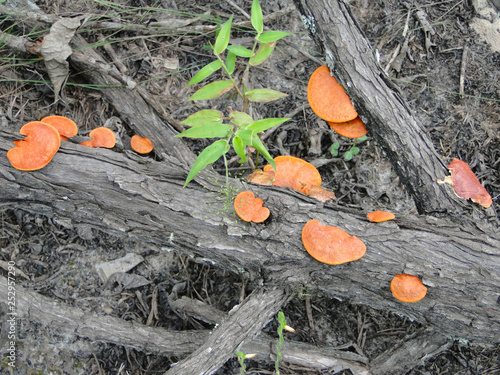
top-left (0, 0), bottom-right (499, 374)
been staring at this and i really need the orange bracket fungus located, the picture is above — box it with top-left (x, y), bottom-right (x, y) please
top-left (234, 191), bottom-right (270, 223)
top-left (7, 121), bottom-right (61, 171)
top-left (302, 219), bottom-right (366, 265)
top-left (328, 117), bottom-right (367, 139)
top-left (367, 211), bottom-right (395, 223)
top-left (390, 274), bottom-right (427, 303)
top-left (130, 135), bottom-right (154, 154)
top-left (439, 158), bottom-right (492, 208)
top-left (262, 156), bottom-right (321, 195)
top-left (307, 65), bottom-right (358, 123)
top-left (40, 115), bottom-right (78, 141)
top-left (80, 127), bottom-right (116, 148)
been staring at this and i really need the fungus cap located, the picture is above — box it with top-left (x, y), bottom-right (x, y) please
top-left (302, 219), bottom-right (366, 265)
top-left (307, 185), bottom-right (336, 202)
top-left (247, 169), bottom-right (275, 185)
top-left (41, 115), bottom-right (78, 140)
top-left (131, 135), bottom-right (154, 154)
top-left (234, 191), bottom-right (270, 223)
top-left (80, 127), bottom-right (116, 148)
top-left (7, 121), bottom-right (61, 171)
top-left (328, 117), bottom-right (367, 139)
top-left (263, 156), bottom-right (321, 195)
top-left (390, 274), bottom-right (427, 303)
top-left (367, 211), bottom-right (395, 223)
top-left (442, 158), bottom-right (492, 208)
top-left (307, 65), bottom-right (358, 123)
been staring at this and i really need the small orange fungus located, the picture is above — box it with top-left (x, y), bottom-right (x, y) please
top-left (247, 169), bottom-right (275, 185)
top-left (328, 117), bottom-right (367, 139)
top-left (7, 121), bottom-right (61, 171)
top-left (367, 211), bottom-right (395, 223)
top-left (234, 191), bottom-right (270, 223)
top-left (41, 115), bottom-right (78, 141)
top-left (302, 219), bottom-right (366, 265)
top-left (80, 127), bottom-right (116, 148)
top-left (263, 156), bottom-right (321, 195)
top-left (439, 158), bottom-right (492, 208)
top-left (131, 135), bottom-right (154, 154)
top-left (390, 274), bottom-right (427, 303)
top-left (307, 65), bottom-right (358, 123)
top-left (307, 185), bottom-right (336, 202)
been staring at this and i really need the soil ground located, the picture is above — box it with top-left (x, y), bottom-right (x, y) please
top-left (0, 0), bottom-right (499, 374)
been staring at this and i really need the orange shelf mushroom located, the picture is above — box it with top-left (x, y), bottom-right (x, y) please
top-left (307, 65), bottom-right (358, 123)
top-left (307, 185), bottom-right (336, 202)
top-left (328, 117), bottom-right (367, 139)
top-left (7, 121), bottom-right (61, 171)
top-left (367, 211), bottom-right (395, 223)
top-left (247, 169), bottom-right (275, 185)
top-left (439, 158), bottom-right (492, 208)
top-left (390, 274), bottom-right (427, 303)
top-left (262, 156), bottom-right (321, 195)
top-left (130, 135), bottom-right (154, 154)
top-left (80, 127), bottom-right (116, 148)
top-left (302, 219), bottom-right (366, 265)
top-left (234, 191), bottom-right (270, 223)
top-left (40, 115), bottom-right (78, 141)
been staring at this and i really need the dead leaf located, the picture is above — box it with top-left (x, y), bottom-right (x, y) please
top-left (40, 17), bottom-right (83, 101)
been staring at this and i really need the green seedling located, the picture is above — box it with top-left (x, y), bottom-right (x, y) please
top-left (236, 351), bottom-right (256, 375)
top-left (275, 311), bottom-right (294, 375)
top-left (177, 0), bottom-right (292, 188)
top-left (330, 135), bottom-right (367, 161)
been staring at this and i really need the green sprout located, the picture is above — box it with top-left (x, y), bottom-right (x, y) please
top-left (176, 0), bottom-right (292, 189)
top-left (330, 135), bottom-right (367, 161)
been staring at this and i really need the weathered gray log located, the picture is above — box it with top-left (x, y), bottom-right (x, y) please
top-left (1, 133), bottom-right (499, 346)
top-left (0, 275), bottom-right (370, 374)
top-left (292, 0), bottom-right (491, 219)
top-left (164, 286), bottom-right (288, 375)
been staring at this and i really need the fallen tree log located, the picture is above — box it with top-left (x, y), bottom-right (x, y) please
top-left (1, 131), bottom-right (499, 345)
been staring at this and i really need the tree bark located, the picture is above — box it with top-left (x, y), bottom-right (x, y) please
top-left (1, 131), bottom-right (499, 345)
top-left (292, 0), bottom-right (496, 220)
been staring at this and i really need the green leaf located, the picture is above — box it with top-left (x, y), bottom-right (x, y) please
top-left (247, 118), bottom-right (290, 133)
top-left (350, 146), bottom-right (360, 155)
top-left (235, 129), bottom-right (254, 146)
top-left (230, 111), bottom-right (254, 128)
top-left (356, 135), bottom-right (368, 142)
top-left (249, 41), bottom-right (275, 66)
top-left (257, 31), bottom-right (292, 43)
top-left (331, 142), bottom-right (340, 150)
top-left (189, 80), bottom-right (234, 100)
top-left (183, 139), bottom-right (228, 187)
top-left (251, 0), bottom-right (263, 34)
top-left (330, 149), bottom-right (339, 157)
top-left (251, 135), bottom-right (275, 170)
top-left (181, 109), bottom-right (224, 127)
top-left (213, 15), bottom-right (233, 55)
top-left (344, 151), bottom-right (353, 161)
top-left (187, 60), bottom-right (223, 86)
top-left (175, 123), bottom-right (232, 138)
top-left (225, 51), bottom-right (236, 75)
top-left (245, 88), bottom-right (288, 103)
top-left (232, 136), bottom-right (247, 163)
top-left (227, 45), bottom-right (254, 57)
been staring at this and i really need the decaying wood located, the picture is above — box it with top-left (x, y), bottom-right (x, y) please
top-left (1, 133), bottom-right (499, 347)
top-left (1, 0), bottom-right (499, 372)
top-left (291, 0), bottom-right (493, 220)
top-left (0, 276), bottom-right (370, 374)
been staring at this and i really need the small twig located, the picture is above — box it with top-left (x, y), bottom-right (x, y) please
top-left (459, 45), bottom-right (468, 98)
top-left (224, 0), bottom-right (251, 20)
